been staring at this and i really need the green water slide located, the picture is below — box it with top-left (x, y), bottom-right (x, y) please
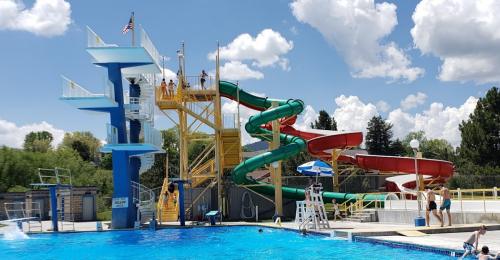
top-left (220, 81), bottom-right (385, 203)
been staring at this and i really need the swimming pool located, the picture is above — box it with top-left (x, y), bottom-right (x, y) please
top-left (1, 226), bottom-right (455, 259)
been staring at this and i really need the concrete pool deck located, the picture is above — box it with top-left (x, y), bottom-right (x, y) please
top-left (1, 220), bottom-right (499, 256)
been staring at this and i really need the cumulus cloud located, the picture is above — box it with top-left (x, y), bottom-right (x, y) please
top-left (219, 61), bottom-right (264, 81)
top-left (333, 95), bottom-right (379, 132)
top-left (400, 92), bottom-right (427, 111)
top-left (0, 117), bottom-right (65, 148)
top-left (293, 105), bottom-right (318, 130)
top-left (0, 0), bottom-right (72, 37)
top-left (377, 100), bottom-right (390, 112)
top-left (208, 29), bottom-right (293, 71)
top-left (388, 97), bottom-right (478, 146)
top-left (411, 0), bottom-right (500, 84)
top-left (290, 0), bottom-right (424, 83)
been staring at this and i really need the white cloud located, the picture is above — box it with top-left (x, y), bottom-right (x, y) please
top-left (400, 92), bottom-right (427, 111)
top-left (0, 117), bottom-right (65, 148)
top-left (388, 97), bottom-right (478, 146)
top-left (0, 0), bottom-right (72, 37)
top-left (411, 0), bottom-right (500, 84)
top-left (333, 95), bottom-right (379, 132)
top-left (376, 100), bottom-right (390, 112)
top-left (290, 26), bottom-right (298, 35)
top-left (208, 29), bottom-right (293, 71)
top-left (293, 105), bottom-right (318, 130)
top-left (290, 0), bottom-right (424, 83)
top-left (155, 68), bottom-right (177, 84)
top-left (219, 61), bottom-right (264, 81)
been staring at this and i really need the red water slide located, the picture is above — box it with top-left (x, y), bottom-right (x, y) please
top-left (261, 117), bottom-right (454, 192)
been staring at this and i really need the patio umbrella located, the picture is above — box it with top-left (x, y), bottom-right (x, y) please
top-left (297, 159), bottom-right (334, 183)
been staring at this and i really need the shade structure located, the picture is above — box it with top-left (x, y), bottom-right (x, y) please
top-left (297, 159), bottom-right (334, 183)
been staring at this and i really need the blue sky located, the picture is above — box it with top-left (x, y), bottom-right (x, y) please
top-left (0, 0), bottom-right (495, 148)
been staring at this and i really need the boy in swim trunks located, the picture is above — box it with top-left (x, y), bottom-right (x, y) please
top-left (476, 245), bottom-right (499, 260)
top-left (425, 186), bottom-right (443, 227)
top-left (461, 225), bottom-right (488, 259)
top-left (438, 183), bottom-right (452, 226)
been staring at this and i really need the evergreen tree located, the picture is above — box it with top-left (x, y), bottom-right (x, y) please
top-left (389, 138), bottom-right (407, 156)
top-left (365, 116), bottom-right (393, 155)
top-left (310, 110), bottom-right (337, 130)
top-left (458, 87), bottom-right (500, 167)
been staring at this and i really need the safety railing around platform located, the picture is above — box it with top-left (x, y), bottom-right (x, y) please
top-left (222, 113), bottom-right (238, 129)
top-left (106, 123), bottom-right (118, 145)
top-left (143, 122), bottom-right (162, 150)
top-left (86, 26), bottom-right (117, 48)
top-left (61, 76), bottom-right (115, 101)
top-left (132, 181), bottom-right (155, 210)
top-left (140, 25), bottom-right (159, 67)
top-left (183, 76), bottom-right (216, 91)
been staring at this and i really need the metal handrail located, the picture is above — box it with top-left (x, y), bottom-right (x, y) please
top-left (140, 25), bottom-right (159, 66)
top-left (61, 76), bottom-right (114, 100)
top-left (143, 122), bottom-right (162, 150)
top-left (131, 181), bottom-right (154, 210)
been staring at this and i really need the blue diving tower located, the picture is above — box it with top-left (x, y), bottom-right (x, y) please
top-left (60, 26), bottom-right (163, 229)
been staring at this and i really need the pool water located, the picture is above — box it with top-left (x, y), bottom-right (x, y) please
top-left (1, 226), bottom-right (455, 259)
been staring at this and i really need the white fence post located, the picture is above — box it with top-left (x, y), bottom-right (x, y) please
top-left (495, 187), bottom-right (498, 200)
top-left (256, 205), bottom-right (258, 222)
top-left (457, 188), bottom-right (461, 200)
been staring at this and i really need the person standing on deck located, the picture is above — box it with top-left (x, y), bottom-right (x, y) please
top-left (439, 183), bottom-right (452, 226)
top-left (332, 199), bottom-right (344, 222)
top-left (424, 186), bottom-right (444, 227)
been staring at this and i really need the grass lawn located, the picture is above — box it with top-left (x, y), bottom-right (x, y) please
top-left (97, 211), bottom-right (112, 221)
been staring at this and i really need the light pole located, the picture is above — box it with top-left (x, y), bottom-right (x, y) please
top-left (410, 139), bottom-right (425, 226)
top-left (271, 161), bottom-right (281, 220)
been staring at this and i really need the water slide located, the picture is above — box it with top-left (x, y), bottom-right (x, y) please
top-left (220, 81), bottom-right (382, 203)
top-left (259, 113), bottom-right (454, 194)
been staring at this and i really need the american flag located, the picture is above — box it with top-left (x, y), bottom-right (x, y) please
top-left (122, 15), bottom-right (133, 34)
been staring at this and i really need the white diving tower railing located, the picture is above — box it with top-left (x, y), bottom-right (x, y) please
top-left (104, 122), bottom-right (163, 150)
top-left (60, 76), bottom-right (117, 109)
top-left (86, 26), bottom-right (160, 72)
top-left (140, 25), bottom-right (159, 66)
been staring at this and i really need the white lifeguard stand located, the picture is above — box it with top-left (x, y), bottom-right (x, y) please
top-left (294, 187), bottom-right (330, 230)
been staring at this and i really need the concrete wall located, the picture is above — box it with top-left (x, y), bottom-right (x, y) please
top-left (378, 210), bottom-right (500, 225)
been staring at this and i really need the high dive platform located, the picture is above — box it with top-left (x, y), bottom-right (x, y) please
top-left (60, 26), bottom-right (162, 229)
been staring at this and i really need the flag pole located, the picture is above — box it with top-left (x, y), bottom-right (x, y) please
top-left (132, 12), bottom-right (135, 46)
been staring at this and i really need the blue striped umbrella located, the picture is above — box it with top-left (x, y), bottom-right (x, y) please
top-left (297, 159), bottom-right (334, 182)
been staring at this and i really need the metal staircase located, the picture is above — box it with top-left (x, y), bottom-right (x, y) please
top-left (189, 158), bottom-right (216, 188)
top-left (131, 181), bottom-right (156, 224)
top-left (157, 178), bottom-right (179, 222)
top-left (221, 131), bottom-right (241, 168)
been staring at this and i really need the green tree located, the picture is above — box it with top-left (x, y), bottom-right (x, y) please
top-left (140, 128), bottom-right (180, 189)
top-left (389, 138), bottom-right (407, 156)
top-left (425, 139), bottom-right (455, 161)
top-left (23, 131), bottom-right (54, 153)
top-left (365, 116), bottom-right (393, 155)
top-left (311, 110), bottom-right (337, 130)
top-left (402, 131), bottom-right (428, 157)
top-left (101, 153), bottom-right (113, 170)
top-left (59, 131), bottom-right (102, 163)
top-left (458, 86), bottom-right (500, 167)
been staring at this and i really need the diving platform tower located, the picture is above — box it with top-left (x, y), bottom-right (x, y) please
top-left (60, 26), bottom-right (163, 229)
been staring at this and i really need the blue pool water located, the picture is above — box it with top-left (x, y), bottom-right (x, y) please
top-left (1, 226), bottom-right (456, 259)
